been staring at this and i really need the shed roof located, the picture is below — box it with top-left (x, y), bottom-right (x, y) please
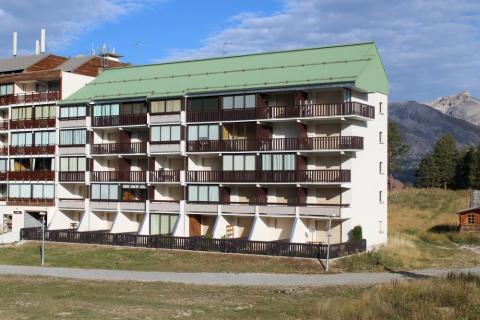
top-left (456, 207), bottom-right (480, 215)
top-left (60, 42), bottom-right (388, 105)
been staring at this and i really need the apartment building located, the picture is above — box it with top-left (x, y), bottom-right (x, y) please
top-left (0, 52), bottom-right (125, 242)
top-left (5, 42), bottom-right (388, 247)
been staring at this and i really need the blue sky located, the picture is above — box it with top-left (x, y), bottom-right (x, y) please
top-left (0, 0), bottom-right (479, 102)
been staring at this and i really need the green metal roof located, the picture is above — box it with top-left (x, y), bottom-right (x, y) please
top-left (60, 42), bottom-right (388, 105)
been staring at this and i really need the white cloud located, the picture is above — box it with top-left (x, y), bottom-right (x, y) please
top-left (161, 0), bottom-right (480, 101)
top-left (0, 0), bottom-right (160, 56)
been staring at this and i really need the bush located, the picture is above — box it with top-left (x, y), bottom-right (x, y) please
top-left (351, 225), bottom-right (363, 241)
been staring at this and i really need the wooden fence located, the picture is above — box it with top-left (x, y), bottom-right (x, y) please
top-left (20, 227), bottom-right (366, 259)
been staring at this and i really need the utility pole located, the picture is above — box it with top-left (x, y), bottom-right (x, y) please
top-left (325, 215), bottom-right (332, 271)
top-left (40, 212), bottom-right (46, 266)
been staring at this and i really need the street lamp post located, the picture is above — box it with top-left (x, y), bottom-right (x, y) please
top-left (39, 212), bottom-right (46, 266)
top-left (325, 215), bottom-right (332, 271)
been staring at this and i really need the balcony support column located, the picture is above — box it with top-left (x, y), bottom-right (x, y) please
top-left (290, 216), bottom-right (309, 243)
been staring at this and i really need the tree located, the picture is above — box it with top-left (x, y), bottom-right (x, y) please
top-left (388, 121), bottom-right (409, 176)
top-left (415, 154), bottom-right (440, 188)
top-left (455, 146), bottom-right (476, 189)
top-left (431, 134), bottom-right (458, 188)
top-left (470, 146), bottom-right (480, 189)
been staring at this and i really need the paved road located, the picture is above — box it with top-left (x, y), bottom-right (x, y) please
top-left (0, 265), bottom-right (478, 287)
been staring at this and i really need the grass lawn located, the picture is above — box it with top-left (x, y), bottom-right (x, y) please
top-left (0, 273), bottom-right (478, 319)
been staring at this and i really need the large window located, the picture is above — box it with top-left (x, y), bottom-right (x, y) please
top-left (34, 105), bottom-right (56, 119)
top-left (93, 104), bottom-right (120, 117)
top-left (122, 185), bottom-right (146, 201)
top-left (151, 99), bottom-right (181, 113)
top-left (59, 105), bottom-right (87, 119)
top-left (188, 125), bottom-right (219, 141)
top-left (59, 129), bottom-right (86, 145)
top-left (223, 154), bottom-right (255, 171)
top-left (261, 154), bottom-right (296, 170)
top-left (0, 159), bottom-right (7, 172)
top-left (222, 95), bottom-right (256, 109)
top-left (150, 214), bottom-right (178, 235)
top-left (11, 107), bottom-right (33, 120)
top-left (34, 131), bottom-right (55, 146)
top-left (188, 185), bottom-right (219, 203)
top-left (8, 184), bottom-right (54, 199)
top-left (187, 97), bottom-right (219, 112)
top-left (60, 157), bottom-right (86, 172)
top-left (0, 84), bottom-right (13, 96)
top-left (151, 125), bottom-right (181, 142)
top-left (11, 132), bottom-right (33, 146)
top-left (91, 184), bottom-right (119, 200)
top-left (121, 102), bottom-right (147, 115)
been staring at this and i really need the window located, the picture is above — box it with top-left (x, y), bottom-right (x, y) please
top-left (188, 125), bottom-right (219, 141)
top-left (121, 184), bottom-right (146, 201)
top-left (91, 184), bottom-right (119, 200)
top-left (60, 157), bottom-right (86, 172)
top-left (188, 185), bottom-right (219, 202)
top-left (59, 105), bottom-right (86, 119)
top-left (151, 125), bottom-right (181, 142)
top-left (261, 154), bottom-right (296, 170)
top-left (0, 84), bottom-right (13, 96)
top-left (222, 95), bottom-right (256, 109)
top-left (187, 97), bottom-right (219, 112)
top-left (34, 131), bottom-right (55, 146)
top-left (379, 191), bottom-right (383, 203)
top-left (11, 107), bottom-right (33, 120)
top-left (223, 154), bottom-right (256, 171)
top-left (93, 104), bottom-right (120, 117)
top-left (150, 214), bottom-right (178, 235)
top-left (379, 131), bottom-right (383, 143)
top-left (59, 129), bottom-right (86, 145)
top-left (8, 184), bottom-right (53, 199)
top-left (121, 102), bottom-right (147, 115)
top-left (11, 132), bottom-right (33, 146)
top-left (150, 99), bottom-right (181, 113)
top-left (379, 162), bottom-right (383, 174)
top-left (379, 102), bottom-right (383, 114)
top-left (0, 159), bottom-right (7, 172)
top-left (34, 105), bottom-right (56, 119)
top-left (468, 214), bottom-right (475, 224)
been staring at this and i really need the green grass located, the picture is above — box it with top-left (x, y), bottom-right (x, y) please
top-left (0, 242), bottom-right (326, 274)
top-left (0, 273), bottom-right (478, 319)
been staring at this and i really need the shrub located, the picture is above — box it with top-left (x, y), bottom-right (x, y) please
top-left (351, 225), bottom-right (363, 241)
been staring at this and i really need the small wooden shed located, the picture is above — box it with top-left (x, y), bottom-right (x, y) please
top-left (456, 207), bottom-right (480, 232)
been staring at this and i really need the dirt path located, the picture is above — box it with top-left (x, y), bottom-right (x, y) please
top-left (0, 265), bottom-right (478, 287)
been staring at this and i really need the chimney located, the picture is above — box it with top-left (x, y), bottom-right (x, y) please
top-left (35, 40), bottom-right (40, 55)
top-left (12, 32), bottom-right (17, 57)
top-left (40, 28), bottom-right (46, 53)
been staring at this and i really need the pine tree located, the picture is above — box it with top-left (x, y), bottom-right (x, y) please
top-left (431, 134), bottom-right (458, 188)
top-left (415, 155), bottom-right (440, 188)
top-left (455, 146), bottom-right (476, 189)
top-left (470, 146), bottom-right (480, 189)
top-left (387, 121), bottom-right (409, 176)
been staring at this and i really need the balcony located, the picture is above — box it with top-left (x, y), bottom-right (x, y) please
top-left (58, 198), bottom-right (86, 210)
top-left (0, 91), bottom-right (60, 106)
top-left (6, 198), bottom-right (54, 206)
top-left (59, 172), bottom-right (85, 182)
top-left (9, 145), bottom-right (55, 155)
top-left (0, 147), bottom-right (8, 155)
top-left (187, 170), bottom-right (351, 183)
top-left (10, 118), bottom-right (55, 130)
top-left (187, 136), bottom-right (363, 152)
top-left (0, 121), bottom-right (8, 130)
top-left (90, 142), bottom-right (147, 155)
top-left (91, 171), bottom-right (146, 182)
top-left (8, 171), bottom-right (55, 181)
top-left (149, 170), bottom-right (180, 183)
top-left (187, 102), bottom-right (375, 122)
top-left (92, 114), bottom-right (147, 127)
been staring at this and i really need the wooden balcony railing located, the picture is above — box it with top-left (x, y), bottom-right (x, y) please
top-left (59, 172), bottom-right (85, 182)
top-left (187, 169), bottom-right (351, 183)
top-left (10, 118), bottom-right (55, 129)
top-left (0, 172), bottom-right (7, 180)
top-left (149, 170), bottom-right (180, 183)
top-left (0, 121), bottom-right (8, 130)
top-left (92, 114), bottom-right (147, 127)
top-left (91, 171), bottom-right (146, 182)
top-left (8, 171), bottom-right (55, 181)
top-left (187, 102), bottom-right (375, 122)
top-left (6, 198), bottom-right (54, 206)
top-left (187, 136), bottom-right (364, 152)
top-left (0, 91), bottom-right (60, 106)
top-left (190, 198), bottom-right (350, 207)
top-left (90, 142), bottom-right (147, 154)
top-left (0, 147), bottom-right (8, 155)
top-left (9, 145), bottom-right (55, 155)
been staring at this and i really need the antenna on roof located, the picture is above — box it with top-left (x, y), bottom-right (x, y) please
top-left (35, 40), bottom-right (40, 55)
top-left (40, 28), bottom-right (46, 53)
top-left (12, 32), bottom-right (17, 57)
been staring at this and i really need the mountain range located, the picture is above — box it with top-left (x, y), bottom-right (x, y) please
top-left (389, 91), bottom-right (480, 182)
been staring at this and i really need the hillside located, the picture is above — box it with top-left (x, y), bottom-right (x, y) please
top-left (389, 101), bottom-right (480, 181)
top-left (425, 91), bottom-right (480, 126)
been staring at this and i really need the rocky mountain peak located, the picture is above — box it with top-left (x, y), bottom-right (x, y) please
top-left (424, 91), bottom-right (480, 126)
